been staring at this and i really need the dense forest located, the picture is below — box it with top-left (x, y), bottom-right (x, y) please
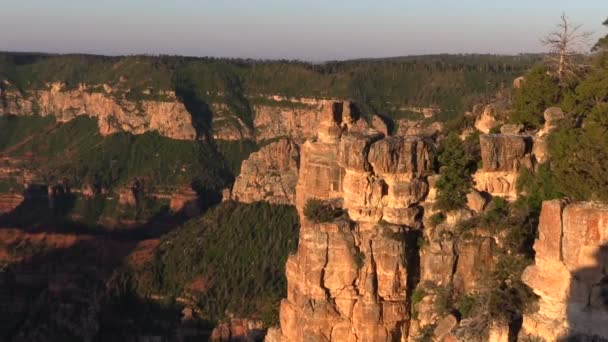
top-left (0, 52), bottom-right (540, 123)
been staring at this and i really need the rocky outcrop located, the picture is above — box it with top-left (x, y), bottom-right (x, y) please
top-left (473, 134), bottom-right (534, 200)
top-left (371, 115), bottom-right (390, 136)
top-left (522, 200), bottom-right (608, 341)
top-left (533, 107), bottom-right (565, 164)
top-left (296, 132), bottom-right (434, 225)
top-left (211, 318), bottom-right (265, 342)
top-left (1, 81), bottom-right (380, 147)
top-left (474, 104), bottom-right (502, 134)
top-left (232, 139), bottom-right (300, 205)
top-left (478, 134), bottom-right (533, 172)
top-left (169, 188), bottom-right (201, 217)
top-left (1, 83), bottom-right (198, 140)
top-left (269, 110), bottom-right (435, 341)
top-left (252, 99), bottom-right (368, 143)
top-left (540, 107), bottom-right (564, 134)
top-left (513, 76), bottom-right (525, 89)
top-left (270, 219), bottom-right (417, 342)
top-left (0, 193), bottom-right (24, 213)
top-left (397, 119), bottom-right (443, 137)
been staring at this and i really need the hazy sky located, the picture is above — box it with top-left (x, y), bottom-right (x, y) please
top-left (1, 0), bottom-right (606, 60)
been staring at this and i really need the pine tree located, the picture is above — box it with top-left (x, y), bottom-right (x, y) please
top-left (435, 133), bottom-right (471, 211)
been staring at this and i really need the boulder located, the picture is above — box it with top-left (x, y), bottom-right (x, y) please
top-left (544, 107), bottom-right (565, 124)
top-left (538, 107), bottom-right (565, 137)
top-left (371, 115), bottom-right (390, 136)
top-left (397, 119), bottom-right (444, 136)
top-left (433, 315), bottom-right (458, 340)
top-left (466, 189), bottom-right (487, 213)
top-left (513, 76), bottom-right (525, 89)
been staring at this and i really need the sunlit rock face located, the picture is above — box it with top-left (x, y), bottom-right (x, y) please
top-left (269, 106), bottom-right (436, 341)
top-left (473, 134), bottom-right (534, 200)
top-left (474, 104), bottom-right (502, 134)
top-left (522, 200), bottom-right (608, 341)
top-left (231, 139), bottom-right (300, 205)
top-left (1, 83), bottom-right (199, 140)
top-left (1, 81), bottom-right (373, 143)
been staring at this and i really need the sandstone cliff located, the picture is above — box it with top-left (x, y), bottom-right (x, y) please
top-left (253, 98), bottom-right (369, 143)
top-left (232, 139), bottom-right (300, 205)
top-left (1, 82), bottom-right (371, 146)
top-left (267, 100), bottom-right (435, 341)
top-left (473, 133), bottom-right (534, 200)
top-left (0, 83), bottom-right (199, 140)
top-left (522, 200), bottom-right (608, 341)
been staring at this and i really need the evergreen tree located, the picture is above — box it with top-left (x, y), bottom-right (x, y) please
top-left (435, 133), bottom-right (472, 211)
top-left (592, 18), bottom-right (608, 52)
top-left (510, 65), bottom-right (561, 128)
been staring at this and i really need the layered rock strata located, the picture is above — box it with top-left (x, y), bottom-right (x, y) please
top-left (231, 139), bottom-right (300, 205)
top-left (522, 200), bottom-right (608, 341)
top-left (1, 83), bottom-right (371, 145)
top-left (267, 104), bottom-right (435, 341)
top-left (473, 134), bottom-right (534, 200)
top-left (1, 83), bottom-right (198, 140)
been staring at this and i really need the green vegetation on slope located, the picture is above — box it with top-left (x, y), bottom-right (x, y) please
top-left (434, 132), bottom-right (480, 211)
top-left (1, 115), bottom-right (231, 191)
top-left (509, 65), bottom-right (562, 129)
top-left (0, 52), bottom-right (541, 125)
top-left (513, 28), bottom-right (608, 204)
top-left (0, 115), bottom-right (234, 225)
top-left (134, 201), bottom-right (299, 325)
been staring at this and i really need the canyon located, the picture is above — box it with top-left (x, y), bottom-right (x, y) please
top-left (1, 51), bottom-right (607, 342)
top-left (226, 97), bottom-right (608, 341)
top-left (2, 93), bottom-right (605, 341)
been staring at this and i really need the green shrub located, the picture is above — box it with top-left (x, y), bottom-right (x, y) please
top-left (353, 250), bottom-right (366, 269)
top-left (548, 96), bottom-right (608, 202)
top-left (414, 324), bottom-right (436, 342)
top-left (516, 165), bottom-right (561, 216)
top-left (455, 293), bottom-right (478, 318)
top-left (433, 284), bottom-right (455, 316)
top-left (429, 212), bottom-right (446, 227)
top-left (410, 287), bottom-right (427, 320)
top-left (303, 198), bottom-right (341, 223)
top-left (435, 133), bottom-right (473, 211)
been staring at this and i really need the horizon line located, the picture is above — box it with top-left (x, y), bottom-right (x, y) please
top-left (0, 50), bottom-right (549, 64)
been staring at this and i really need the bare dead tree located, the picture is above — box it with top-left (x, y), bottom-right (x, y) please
top-left (542, 13), bottom-right (593, 83)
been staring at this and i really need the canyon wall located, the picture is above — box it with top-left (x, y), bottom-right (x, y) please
top-left (1, 82), bottom-right (363, 144)
top-left (522, 200), bottom-right (608, 341)
top-left (266, 100), bottom-right (434, 342)
top-left (472, 134), bottom-right (534, 200)
top-left (231, 139), bottom-right (300, 205)
top-left (1, 83), bottom-right (198, 140)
